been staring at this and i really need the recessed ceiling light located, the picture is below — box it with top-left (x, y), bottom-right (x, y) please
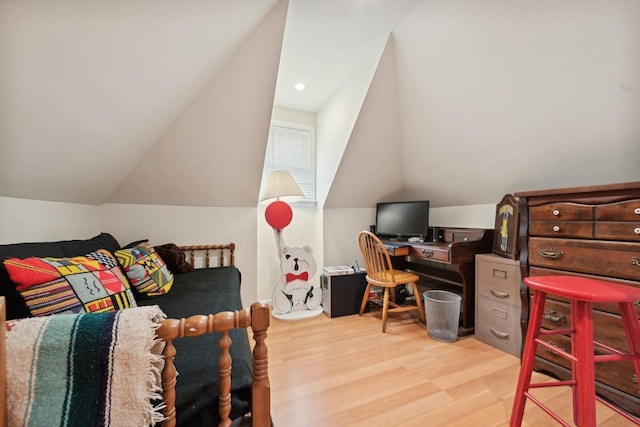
top-left (294, 82), bottom-right (306, 91)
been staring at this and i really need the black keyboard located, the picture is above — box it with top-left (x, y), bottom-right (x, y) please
top-left (384, 242), bottom-right (408, 248)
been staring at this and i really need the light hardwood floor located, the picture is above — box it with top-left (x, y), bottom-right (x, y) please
top-left (265, 309), bottom-right (637, 427)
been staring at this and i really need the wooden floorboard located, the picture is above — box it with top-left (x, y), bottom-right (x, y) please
top-left (263, 309), bottom-right (638, 426)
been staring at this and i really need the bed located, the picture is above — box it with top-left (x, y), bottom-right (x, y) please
top-left (0, 234), bottom-right (271, 427)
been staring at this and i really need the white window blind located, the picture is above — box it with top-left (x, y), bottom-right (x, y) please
top-left (262, 123), bottom-right (314, 201)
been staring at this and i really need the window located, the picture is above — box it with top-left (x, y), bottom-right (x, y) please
top-left (262, 121), bottom-right (315, 202)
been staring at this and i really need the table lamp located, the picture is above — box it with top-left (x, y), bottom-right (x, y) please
top-left (259, 170), bottom-right (304, 251)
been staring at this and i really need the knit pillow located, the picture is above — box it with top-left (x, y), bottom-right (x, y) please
top-left (3, 249), bottom-right (136, 316)
top-left (115, 242), bottom-right (174, 296)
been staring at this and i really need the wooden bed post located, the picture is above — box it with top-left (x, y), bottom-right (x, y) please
top-left (250, 302), bottom-right (271, 427)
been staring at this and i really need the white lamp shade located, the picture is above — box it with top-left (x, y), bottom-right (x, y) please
top-left (259, 170), bottom-right (304, 204)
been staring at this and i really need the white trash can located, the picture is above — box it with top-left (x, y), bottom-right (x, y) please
top-left (423, 290), bottom-right (461, 342)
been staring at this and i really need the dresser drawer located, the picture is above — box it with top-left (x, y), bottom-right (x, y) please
top-left (529, 237), bottom-right (640, 281)
top-left (409, 244), bottom-right (450, 262)
top-left (527, 266), bottom-right (640, 316)
top-left (536, 299), bottom-right (640, 397)
top-left (476, 257), bottom-right (520, 307)
top-left (475, 296), bottom-right (521, 356)
top-left (518, 182), bottom-right (640, 416)
top-left (595, 222), bottom-right (640, 241)
top-left (597, 199), bottom-right (640, 221)
top-left (530, 202), bottom-right (594, 221)
top-left (529, 221), bottom-right (593, 238)
top-left (539, 299), bottom-right (638, 350)
top-left (535, 327), bottom-right (640, 397)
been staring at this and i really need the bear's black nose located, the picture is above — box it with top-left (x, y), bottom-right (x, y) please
top-left (293, 258), bottom-right (299, 271)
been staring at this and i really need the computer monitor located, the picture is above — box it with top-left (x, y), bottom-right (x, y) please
top-left (375, 200), bottom-right (429, 239)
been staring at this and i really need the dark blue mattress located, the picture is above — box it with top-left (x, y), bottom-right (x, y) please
top-left (137, 266), bottom-right (252, 426)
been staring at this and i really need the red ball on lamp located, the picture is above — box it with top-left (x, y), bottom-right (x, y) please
top-left (265, 200), bottom-right (293, 230)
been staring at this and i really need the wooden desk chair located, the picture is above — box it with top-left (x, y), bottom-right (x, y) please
top-left (357, 231), bottom-right (426, 332)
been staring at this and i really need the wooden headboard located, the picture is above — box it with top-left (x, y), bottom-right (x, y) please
top-left (177, 243), bottom-right (236, 268)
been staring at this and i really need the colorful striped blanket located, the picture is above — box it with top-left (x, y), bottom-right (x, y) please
top-left (6, 306), bottom-right (166, 427)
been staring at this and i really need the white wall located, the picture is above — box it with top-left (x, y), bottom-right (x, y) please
top-left (101, 204), bottom-right (260, 308)
top-left (0, 195), bottom-right (500, 309)
top-left (0, 197), bottom-right (101, 244)
top-left (0, 199), bottom-right (262, 309)
top-left (322, 203), bottom-right (496, 269)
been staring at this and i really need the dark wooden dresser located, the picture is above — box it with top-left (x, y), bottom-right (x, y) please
top-left (515, 181), bottom-right (640, 416)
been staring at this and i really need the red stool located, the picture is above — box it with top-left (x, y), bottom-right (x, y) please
top-left (510, 276), bottom-right (640, 426)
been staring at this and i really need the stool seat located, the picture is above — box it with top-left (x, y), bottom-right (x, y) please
top-left (525, 276), bottom-right (640, 303)
top-left (510, 275), bottom-right (640, 426)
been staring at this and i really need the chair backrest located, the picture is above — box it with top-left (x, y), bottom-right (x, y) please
top-left (358, 231), bottom-right (396, 286)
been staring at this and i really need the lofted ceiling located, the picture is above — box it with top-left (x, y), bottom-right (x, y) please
top-left (0, 0), bottom-right (638, 209)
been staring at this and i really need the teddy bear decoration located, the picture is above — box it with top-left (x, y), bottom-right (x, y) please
top-left (272, 245), bottom-right (322, 314)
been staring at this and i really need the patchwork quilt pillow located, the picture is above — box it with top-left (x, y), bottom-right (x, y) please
top-left (3, 249), bottom-right (137, 317)
top-left (115, 242), bottom-right (174, 296)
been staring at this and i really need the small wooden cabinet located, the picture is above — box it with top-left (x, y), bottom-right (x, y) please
top-left (474, 253), bottom-right (522, 356)
top-left (516, 181), bottom-right (640, 417)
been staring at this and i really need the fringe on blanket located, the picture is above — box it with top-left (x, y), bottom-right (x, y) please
top-left (6, 305), bottom-right (167, 427)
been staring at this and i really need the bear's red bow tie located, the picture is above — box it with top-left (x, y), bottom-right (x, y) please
top-left (286, 272), bottom-right (309, 282)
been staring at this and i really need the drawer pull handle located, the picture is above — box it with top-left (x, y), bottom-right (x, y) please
top-left (543, 309), bottom-right (565, 323)
top-left (421, 249), bottom-right (434, 257)
top-left (553, 209), bottom-right (560, 216)
top-left (490, 328), bottom-right (509, 339)
top-left (490, 289), bottom-right (509, 298)
top-left (633, 374), bottom-right (638, 384)
top-left (632, 258), bottom-right (640, 267)
top-left (552, 225), bottom-right (560, 232)
top-left (538, 248), bottom-right (564, 260)
top-left (635, 227), bottom-right (640, 235)
top-left (635, 208), bottom-right (640, 215)
top-left (492, 269), bottom-right (507, 279)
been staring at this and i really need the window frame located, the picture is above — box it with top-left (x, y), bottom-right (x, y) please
top-left (262, 120), bottom-right (316, 206)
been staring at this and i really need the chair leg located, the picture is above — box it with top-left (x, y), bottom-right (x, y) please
top-left (382, 287), bottom-right (391, 333)
top-left (412, 282), bottom-right (425, 323)
top-left (359, 282), bottom-right (372, 316)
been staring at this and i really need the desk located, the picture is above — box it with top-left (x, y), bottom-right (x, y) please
top-left (383, 227), bottom-right (493, 336)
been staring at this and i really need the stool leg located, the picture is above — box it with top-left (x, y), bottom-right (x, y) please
top-left (570, 299), bottom-right (578, 425)
top-left (619, 302), bottom-right (640, 388)
top-left (510, 290), bottom-right (547, 426)
top-left (573, 300), bottom-right (596, 427)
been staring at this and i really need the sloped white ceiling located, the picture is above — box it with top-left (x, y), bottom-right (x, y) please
top-left (392, 0), bottom-right (640, 206)
top-left (1, 0), bottom-right (639, 210)
top-left (275, 0), bottom-right (420, 113)
top-left (107, 0), bottom-right (287, 207)
top-left (0, 0), bottom-right (280, 205)
top-left (323, 37), bottom-right (405, 209)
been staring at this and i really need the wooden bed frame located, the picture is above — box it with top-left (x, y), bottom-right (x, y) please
top-left (0, 243), bottom-right (271, 427)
